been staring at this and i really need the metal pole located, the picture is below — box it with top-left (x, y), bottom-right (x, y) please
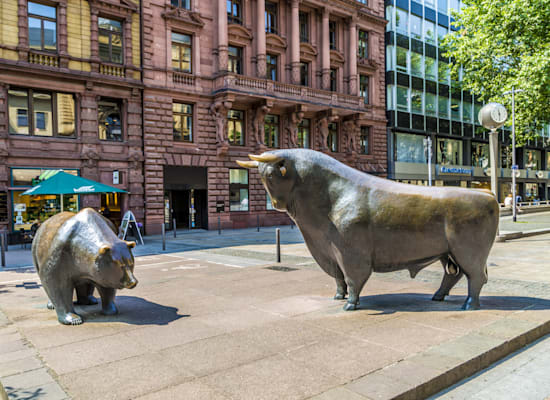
top-left (276, 228), bottom-right (281, 263)
top-left (1, 233), bottom-right (6, 268)
top-left (489, 128), bottom-right (499, 198)
top-left (161, 223), bottom-right (166, 251)
top-left (257, 215), bottom-right (260, 232)
top-left (428, 137), bottom-right (432, 186)
top-left (173, 218), bottom-right (176, 238)
top-left (218, 215), bottom-right (221, 235)
top-left (512, 88), bottom-right (517, 222)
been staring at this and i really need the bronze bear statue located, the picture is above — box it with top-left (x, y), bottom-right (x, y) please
top-left (32, 208), bottom-right (138, 325)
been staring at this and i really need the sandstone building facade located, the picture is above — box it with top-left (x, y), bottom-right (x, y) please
top-left (0, 0), bottom-right (387, 235)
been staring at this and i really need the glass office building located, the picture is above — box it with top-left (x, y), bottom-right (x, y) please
top-left (385, 0), bottom-right (550, 202)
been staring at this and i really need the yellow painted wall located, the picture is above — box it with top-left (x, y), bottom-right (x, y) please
top-left (132, 12), bottom-right (141, 68)
top-left (67, 0), bottom-right (91, 71)
top-left (0, 0), bottom-right (19, 60)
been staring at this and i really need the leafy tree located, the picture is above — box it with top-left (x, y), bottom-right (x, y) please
top-left (443, 0), bottom-right (550, 144)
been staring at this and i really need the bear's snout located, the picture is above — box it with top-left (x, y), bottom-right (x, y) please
top-left (122, 268), bottom-right (138, 289)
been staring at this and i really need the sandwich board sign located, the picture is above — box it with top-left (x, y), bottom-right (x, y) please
top-left (119, 210), bottom-right (144, 245)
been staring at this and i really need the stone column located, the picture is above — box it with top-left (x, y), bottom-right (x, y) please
top-left (217, 0), bottom-right (228, 72)
top-left (193, 34), bottom-right (201, 76)
top-left (348, 19), bottom-right (358, 95)
top-left (290, 0), bottom-right (300, 84)
top-left (256, 0), bottom-right (267, 78)
top-left (58, 2), bottom-right (69, 67)
top-left (321, 8), bottom-right (330, 90)
top-left (17, 0), bottom-right (29, 60)
top-left (124, 15), bottom-right (133, 67)
top-left (90, 9), bottom-right (100, 72)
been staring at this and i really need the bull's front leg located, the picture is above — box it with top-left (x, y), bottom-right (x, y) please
top-left (343, 268), bottom-right (372, 311)
top-left (334, 278), bottom-right (347, 300)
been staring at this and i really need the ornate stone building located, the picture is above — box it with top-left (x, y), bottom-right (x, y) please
top-left (142, 0), bottom-right (388, 233)
top-left (0, 0), bottom-right (143, 234)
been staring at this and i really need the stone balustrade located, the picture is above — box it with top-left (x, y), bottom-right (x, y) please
top-left (28, 51), bottom-right (59, 67)
top-left (99, 63), bottom-right (125, 78)
top-left (172, 71), bottom-right (195, 86)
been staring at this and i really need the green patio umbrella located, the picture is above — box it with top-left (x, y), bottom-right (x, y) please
top-left (21, 170), bottom-right (126, 211)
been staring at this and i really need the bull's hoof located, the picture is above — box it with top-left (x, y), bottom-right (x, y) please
top-left (101, 302), bottom-right (118, 316)
top-left (59, 312), bottom-right (83, 326)
top-left (75, 295), bottom-right (98, 306)
top-left (461, 297), bottom-right (480, 311)
top-left (47, 301), bottom-right (55, 310)
top-left (343, 302), bottom-right (359, 311)
top-left (432, 293), bottom-right (446, 302)
top-left (334, 292), bottom-right (347, 300)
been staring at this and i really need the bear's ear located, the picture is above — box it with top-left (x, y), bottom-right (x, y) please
top-left (125, 241), bottom-right (136, 249)
top-left (98, 245), bottom-right (111, 256)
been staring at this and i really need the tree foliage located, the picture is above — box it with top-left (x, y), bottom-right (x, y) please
top-left (443, 0), bottom-right (550, 144)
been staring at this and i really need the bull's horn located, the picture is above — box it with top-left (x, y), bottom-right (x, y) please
top-left (248, 153), bottom-right (282, 163)
top-left (236, 160), bottom-right (259, 168)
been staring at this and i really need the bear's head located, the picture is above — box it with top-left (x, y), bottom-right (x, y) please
top-left (96, 240), bottom-right (138, 290)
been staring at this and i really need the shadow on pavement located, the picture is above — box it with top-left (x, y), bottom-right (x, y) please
top-left (357, 293), bottom-right (550, 313)
top-left (73, 296), bottom-right (188, 326)
top-left (4, 386), bottom-right (46, 400)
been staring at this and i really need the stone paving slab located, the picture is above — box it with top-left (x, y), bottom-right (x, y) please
top-left (2, 233), bottom-right (550, 399)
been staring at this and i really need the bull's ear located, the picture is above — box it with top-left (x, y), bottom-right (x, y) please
top-left (125, 241), bottom-right (136, 249)
top-left (99, 245), bottom-right (111, 256)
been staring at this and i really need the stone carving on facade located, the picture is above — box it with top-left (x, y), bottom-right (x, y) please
top-left (162, 6), bottom-right (205, 27)
top-left (285, 110), bottom-right (304, 148)
top-left (256, 54), bottom-right (267, 79)
top-left (127, 149), bottom-right (144, 169)
top-left (80, 145), bottom-right (100, 168)
top-left (316, 113), bottom-right (338, 151)
top-left (210, 100), bottom-right (232, 156)
top-left (252, 104), bottom-right (270, 148)
top-left (343, 119), bottom-right (360, 155)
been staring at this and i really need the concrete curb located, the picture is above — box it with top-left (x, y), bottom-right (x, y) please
top-left (496, 228), bottom-right (550, 242)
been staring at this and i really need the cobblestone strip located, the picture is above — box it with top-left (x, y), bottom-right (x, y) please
top-left (0, 308), bottom-right (69, 400)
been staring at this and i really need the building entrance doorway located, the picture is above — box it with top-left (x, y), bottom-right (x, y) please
top-left (164, 166), bottom-right (207, 230)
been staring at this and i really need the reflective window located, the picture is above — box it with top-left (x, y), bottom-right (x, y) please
top-left (171, 32), bottom-right (192, 73)
top-left (300, 62), bottom-right (309, 86)
top-left (411, 90), bottom-right (423, 113)
top-left (411, 52), bottom-right (422, 76)
top-left (438, 61), bottom-right (449, 83)
top-left (327, 122), bottom-right (338, 152)
top-left (297, 118), bottom-right (310, 148)
top-left (98, 99), bottom-right (122, 141)
top-left (501, 145), bottom-right (512, 168)
top-left (98, 17), bottom-right (123, 64)
top-left (264, 114), bottom-right (279, 148)
top-left (395, 133), bottom-right (427, 163)
top-left (438, 0), bottom-right (448, 13)
top-left (358, 30), bottom-right (369, 59)
top-left (28, 2), bottom-right (57, 52)
top-left (437, 25), bottom-right (448, 45)
top-left (266, 191), bottom-right (275, 210)
top-left (227, 109), bottom-right (244, 145)
top-left (228, 46), bottom-right (242, 74)
top-left (360, 75), bottom-right (369, 104)
top-left (395, 8), bottom-right (408, 33)
top-left (330, 68), bottom-right (337, 92)
top-left (410, 14), bottom-right (422, 39)
top-left (229, 169), bottom-right (249, 211)
top-left (227, 0), bottom-right (242, 24)
top-left (266, 54), bottom-right (277, 81)
top-left (299, 12), bottom-right (309, 42)
top-left (172, 0), bottom-right (190, 9)
top-left (451, 97), bottom-right (461, 120)
top-left (438, 95), bottom-right (449, 117)
top-left (425, 56), bottom-right (437, 80)
top-left (396, 86), bottom-right (409, 111)
top-left (424, 20), bottom-right (436, 43)
top-left (173, 102), bottom-right (193, 142)
top-left (425, 93), bottom-right (437, 115)
top-left (437, 138), bottom-right (462, 165)
top-left (360, 126), bottom-right (370, 154)
top-left (265, 1), bottom-right (278, 34)
top-left (524, 150), bottom-right (541, 170)
top-left (396, 46), bottom-right (408, 72)
top-left (463, 101), bottom-right (472, 122)
top-left (472, 142), bottom-right (489, 167)
top-left (329, 21), bottom-right (337, 50)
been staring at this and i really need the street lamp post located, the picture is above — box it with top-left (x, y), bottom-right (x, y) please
top-left (423, 137), bottom-right (433, 186)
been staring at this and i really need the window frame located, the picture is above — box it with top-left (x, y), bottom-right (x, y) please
top-left (171, 0), bottom-right (191, 9)
top-left (265, 1), bottom-right (278, 35)
top-left (98, 98), bottom-right (123, 142)
top-left (299, 11), bottom-right (309, 43)
top-left (228, 45), bottom-right (243, 74)
top-left (266, 53), bottom-right (278, 81)
top-left (28, 1), bottom-right (57, 52)
top-left (171, 32), bottom-right (193, 73)
top-left (327, 122), bottom-right (338, 152)
top-left (98, 17), bottom-right (123, 64)
top-left (299, 61), bottom-right (309, 86)
top-left (227, 0), bottom-right (242, 25)
top-left (264, 114), bottom-right (279, 148)
top-left (227, 109), bottom-right (245, 146)
top-left (358, 30), bottom-right (368, 60)
top-left (229, 169), bottom-right (249, 212)
top-left (297, 118), bottom-right (310, 148)
top-left (8, 87), bottom-right (76, 138)
top-left (329, 21), bottom-right (337, 50)
top-left (360, 126), bottom-right (370, 155)
top-left (359, 75), bottom-right (369, 104)
top-left (172, 102), bottom-right (193, 142)
top-left (330, 68), bottom-right (337, 92)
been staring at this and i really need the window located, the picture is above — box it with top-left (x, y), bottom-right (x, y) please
top-left (524, 150), bottom-right (541, 170)
top-left (28, 2), bottom-right (57, 52)
top-left (229, 169), bottom-right (249, 211)
top-left (451, 97), bottom-right (461, 120)
top-left (438, 0), bottom-right (448, 13)
top-left (411, 90), bottom-right (423, 113)
top-left (437, 25), bottom-right (448, 45)
top-left (266, 191), bottom-right (275, 210)
top-left (98, 17), bottom-right (123, 64)
top-left (297, 118), bottom-right (310, 148)
top-left (98, 99), bottom-right (122, 141)
top-left (265, 1), bottom-right (278, 34)
top-left (299, 12), bottom-right (309, 43)
top-left (173, 102), bottom-right (193, 142)
top-left (360, 126), bottom-right (370, 154)
top-left (395, 133), bottom-right (427, 163)
top-left (425, 56), bottom-right (437, 80)
top-left (438, 61), bottom-right (449, 83)
top-left (227, 0), bottom-right (242, 25)
top-left (437, 138), bottom-right (463, 165)
top-left (171, 0), bottom-right (190, 9)
top-left (266, 54), bottom-right (277, 81)
top-left (300, 62), bottom-right (309, 86)
top-left (463, 101), bottom-right (472, 122)
top-left (424, 20), bottom-right (436, 44)
top-left (396, 86), bottom-right (409, 111)
top-left (396, 46), bottom-right (408, 72)
top-left (410, 14), bottom-right (422, 39)
top-left (411, 52), bottom-right (422, 76)
top-left (425, 93), bottom-right (437, 115)
top-left (395, 8), bottom-right (408, 34)
top-left (358, 30), bottom-right (368, 59)
top-left (327, 122), bottom-right (338, 152)
top-left (472, 142), bottom-right (489, 167)
top-left (438, 95), bottom-right (449, 117)
top-left (501, 145), bottom-right (512, 168)
top-left (359, 75), bottom-right (369, 104)
top-left (330, 68), bottom-right (337, 92)
top-left (329, 21), bottom-right (337, 50)
top-left (227, 109), bottom-right (244, 145)
top-left (171, 32), bottom-right (192, 73)
top-left (228, 46), bottom-right (242, 74)
top-left (8, 88), bottom-right (75, 137)
top-left (264, 114), bottom-right (279, 148)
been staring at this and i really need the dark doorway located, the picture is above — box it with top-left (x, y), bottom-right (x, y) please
top-left (164, 166), bottom-right (208, 230)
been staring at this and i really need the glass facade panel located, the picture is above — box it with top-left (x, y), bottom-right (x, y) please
top-left (425, 56), bottom-right (437, 80)
top-left (411, 90), bottom-right (423, 113)
top-left (437, 25), bottom-right (448, 44)
top-left (501, 145), bottom-right (512, 168)
top-left (411, 52), bottom-right (422, 76)
top-left (395, 133), bottom-right (426, 163)
top-left (424, 20), bottom-right (436, 43)
top-left (396, 86), bottom-right (409, 111)
top-left (395, 8), bottom-right (408, 33)
top-left (438, 61), bottom-right (449, 83)
top-left (451, 97), bottom-right (461, 120)
top-left (396, 46), bottom-right (408, 72)
top-left (438, 0), bottom-right (448, 13)
top-left (410, 14), bottom-right (422, 39)
top-left (472, 142), bottom-right (489, 167)
top-left (524, 150), bottom-right (541, 170)
top-left (438, 96), bottom-right (449, 117)
top-left (463, 101), bottom-right (472, 122)
top-left (425, 93), bottom-right (437, 115)
top-left (229, 169), bottom-right (249, 211)
top-left (437, 137), bottom-right (463, 165)
top-left (525, 183), bottom-right (539, 201)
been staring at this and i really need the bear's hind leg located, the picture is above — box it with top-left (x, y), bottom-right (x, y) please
top-left (97, 286), bottom-right (118, 315)
top-left (75, 282), bottom-right (98, 305)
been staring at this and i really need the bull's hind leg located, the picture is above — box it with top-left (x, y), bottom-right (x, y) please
top-left (433, 258), bottom-right (463, 301)
top-left (462, 265), bottom-right (487, 310)
top-left (75, 282), bottom-right (98, 305)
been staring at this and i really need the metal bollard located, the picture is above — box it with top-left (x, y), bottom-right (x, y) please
top-left (291, 221), bottom-right (294, 229)
top-left (173, 218), bottom-right (177, 238)
top-left (161, 223), bottom-right (166, 251)
top-left (1, 233), bottom-right (5, 268)
top-left (276, 228), bottom-right (281, 263)
top-left (218, 215), bottom-right (221, 235)
top-left (257, 215), bottom-right (260, 232)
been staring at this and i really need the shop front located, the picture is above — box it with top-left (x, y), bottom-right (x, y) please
top-left (10, 168), bottom-right (80, 232)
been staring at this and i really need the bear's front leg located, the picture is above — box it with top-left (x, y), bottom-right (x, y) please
top-left (44, 280), bottom-right (83, 325)
top-left (97, 286), bottom-right (118, 315)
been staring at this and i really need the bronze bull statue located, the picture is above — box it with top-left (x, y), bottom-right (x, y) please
top-left (237, 149), bottom-right (499, 311)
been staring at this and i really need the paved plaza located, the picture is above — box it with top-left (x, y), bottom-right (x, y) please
top-left (2, 217), bottom-right (550, 399)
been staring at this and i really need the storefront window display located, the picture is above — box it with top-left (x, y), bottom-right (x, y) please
top-left (471, 142), bottom-right (489, 168)
top-left (437, 138), bottom-right (462, 165)
top-left (525, 183), bottom-right (538, 201)
top-left (501, 145), bottom-right (512, 168)
top-left (524, 150), bottom-right (541, 170)
top-left (11, 168), bottom-right (79, 231)
top-left (394, 133), bottom-right (427, 164)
